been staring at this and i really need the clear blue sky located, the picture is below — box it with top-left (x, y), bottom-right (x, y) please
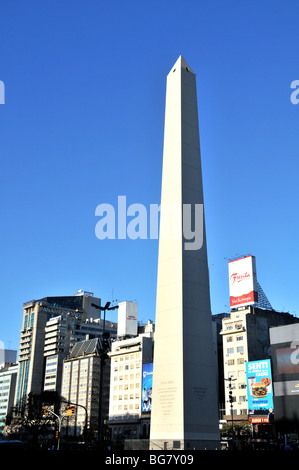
top-left (1, 0), bottom-right (299, 351)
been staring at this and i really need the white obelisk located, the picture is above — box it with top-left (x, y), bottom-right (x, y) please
top-left (150, 56), bottom-right (220, 450)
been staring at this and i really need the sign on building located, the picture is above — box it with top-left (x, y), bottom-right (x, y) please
top-left (142, 362), bottom-right (153, 412)
top-left (246, 359), bottom-right (274, 423)
top-left (117, 301), bottom-right (138, 337)
top-left (228, 255), bottom-right (258, 308)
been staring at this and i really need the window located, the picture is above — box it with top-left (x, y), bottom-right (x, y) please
top-left (227, 348), bottom-right (234, 354)
top-left (237, 346), bottom-right (244, 354)
top-left (227, 336), bottom-right (233, 343)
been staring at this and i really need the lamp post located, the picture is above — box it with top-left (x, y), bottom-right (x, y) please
top-left (91, 301), bottom-right (118, 448)
top-left (44, 408), bottom-right (63, 450)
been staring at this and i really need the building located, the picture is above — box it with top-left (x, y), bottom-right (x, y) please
top-left (220, 306), bottom-right (299, 422)
top-left (0, 347), bottom-right (17, 370)
top-left (61, 337), bottom-right (111, 442)
top-left (0, 364), bottom-right (18, 433)
top-left (270, 323), bottom-right (299, 436)
top-left (43, 310), bottom-right (117, 394)
top-left (150, 55), bottom-right (220, 450)
top-left (212, 313), bottom-right (230, 416)
top-left (107, 321), bottom-right (154, 447)
top-left (14, 290), bottom-right (103, 409)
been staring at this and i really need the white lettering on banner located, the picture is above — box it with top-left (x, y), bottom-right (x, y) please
top-left (247, 361), bottom-right (268, 373)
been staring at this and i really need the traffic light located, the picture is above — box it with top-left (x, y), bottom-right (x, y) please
top-left (228, 390), bottom-right (233, 403)
top-left (66, 405), bottom-right (76, 416)
top-left (55, 431), bottom-right (59, 439)
top-left (42, 407), bottom-right (47, 416)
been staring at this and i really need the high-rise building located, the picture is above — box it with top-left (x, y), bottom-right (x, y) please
top-left (150, 56), bottom-right (220, 450)
top-left (43, 310), bottom-right (117, 394)
top-left (14, 291), bottom-right (103, 408)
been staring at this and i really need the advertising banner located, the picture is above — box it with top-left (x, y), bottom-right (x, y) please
top-left (228, 255), bottom-right (258, 308)
top-left (246, 360), bottom-right (273, 420)
top-left (142, 362), bottom-right (153, 412)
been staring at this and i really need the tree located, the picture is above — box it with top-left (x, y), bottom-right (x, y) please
top-left (4, 392), bottom-right (59, 449)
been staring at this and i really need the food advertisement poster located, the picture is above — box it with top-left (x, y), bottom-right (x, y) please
top-left (246, 359), bottom-right (273, 415)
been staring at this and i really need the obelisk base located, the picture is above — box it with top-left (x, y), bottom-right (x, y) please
top-left (149, 438), bottom-right (221, 451)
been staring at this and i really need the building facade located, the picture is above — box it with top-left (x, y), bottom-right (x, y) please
top-left (43, 311), bottom-right (117, 394)
top-left (0, 364), bottom-right (18, 433)
top-left (61, 337), bottom-right (111, 442)
top-left (270, 323), bottom-right (299, 435)
top-left (14, 290), bottom-right (103, 409)
top-left (221, 306), bottom-right (299, 421)
top-left (0, 348), bottom-right (17, 370)
top-left (107, 322), bottom-right (154, 447)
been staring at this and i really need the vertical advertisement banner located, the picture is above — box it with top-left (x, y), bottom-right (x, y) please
top-left (228, 255), bottom-right (258, 308)
top-left (246, 359), bottom-right (274, 421)
top-left (142, 363), bottom-right (153, 412)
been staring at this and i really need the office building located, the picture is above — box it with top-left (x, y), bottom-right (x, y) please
top-left (0, 364), bottom-right (18, 433)
top-left (107, 321), bottom-right (154, 447)
top-left (221, 306), bottom-right (299, 421)
top-left (15, 290), bottom-right (103, 409)
top-left (61, 337), bottom-right (110, 440)
top-left (43, 310), bottom-right (117, 394)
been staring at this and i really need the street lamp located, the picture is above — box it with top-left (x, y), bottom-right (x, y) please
top-left (91, 301), bottom-right (119, 448)
top-left (91, 301), bottom-right (119, 332)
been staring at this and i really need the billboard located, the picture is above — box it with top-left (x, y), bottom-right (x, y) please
top-left (142, 362), bottom-right (153, 412)
top-left (269, 324), bottom-right (299, 428)
top-left (117, 301), bottom-right (138, 337)
top-left (228, 255), bottom-right (258, 308)
top-left (246, 359), bottom-right (273, 422)
top-left (270, 325), bottom-right (299, 397)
